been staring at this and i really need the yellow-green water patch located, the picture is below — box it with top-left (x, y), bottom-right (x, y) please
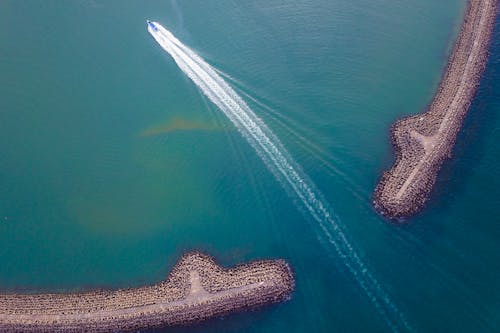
top-left (139, 116), bottom-right (225, 137)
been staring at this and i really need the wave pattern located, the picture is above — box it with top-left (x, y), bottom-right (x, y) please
top-left (148, 21), bottom-right (411, 332)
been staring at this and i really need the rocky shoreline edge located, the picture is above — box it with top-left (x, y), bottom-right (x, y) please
top-left (373, 0), bottom-right (498, 219)
top-left (0, 252), bottom-right (294, 332)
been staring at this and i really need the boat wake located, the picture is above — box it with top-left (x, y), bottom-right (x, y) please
top-left (147, 20), bottom-right (411, 332)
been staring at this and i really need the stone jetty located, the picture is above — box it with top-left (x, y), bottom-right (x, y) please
top-left (374, 0), bottom-right (498, 219)
top-left (0, 252), bottom-right (294, 332)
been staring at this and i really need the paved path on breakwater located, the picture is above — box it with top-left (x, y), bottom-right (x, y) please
top-left (374, 0), bottom-right (498, 219)
top-left (0, 252), bottom-right (294, 332)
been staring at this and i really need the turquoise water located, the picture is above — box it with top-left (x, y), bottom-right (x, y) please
top-left (0, 1), bottom-right (499, 332)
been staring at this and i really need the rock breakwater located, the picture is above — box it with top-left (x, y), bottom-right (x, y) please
top-left (374, 0), bottom-right (498, 219)
top-left (0, 252), bottom-right (294, 332)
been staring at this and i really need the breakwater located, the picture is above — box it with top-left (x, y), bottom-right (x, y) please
top-left (374, 0), bottom-right (498, 219)
top-left (0, 252), bottom-right (294, 332)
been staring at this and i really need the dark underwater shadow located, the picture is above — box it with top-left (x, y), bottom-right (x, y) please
top-left (422, 16), bottom-right (500, 220)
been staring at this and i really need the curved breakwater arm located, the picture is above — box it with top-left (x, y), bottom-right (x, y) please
top-left (0, 252), bottom-right (294, 332)
top-left (373, 0), bottom-right (498, 219)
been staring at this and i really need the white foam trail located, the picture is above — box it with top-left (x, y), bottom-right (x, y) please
top-left (148, 22), bottom-right (411, 332)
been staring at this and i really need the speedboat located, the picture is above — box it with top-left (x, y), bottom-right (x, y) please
top-left (147, 20), bottom-right (158, 32)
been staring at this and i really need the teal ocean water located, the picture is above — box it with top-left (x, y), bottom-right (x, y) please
top-left (0, 0), bottom-right (499, 332)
